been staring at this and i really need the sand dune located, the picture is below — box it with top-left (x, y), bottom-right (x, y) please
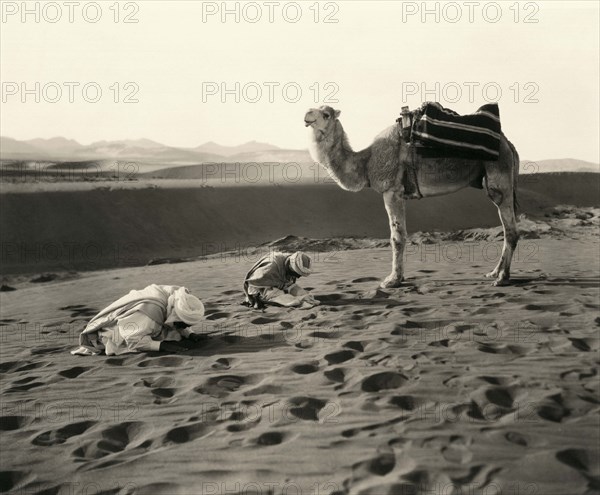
top-left (1, 173), bottom-right (598, 275)
top-left (1, 233), bottom-right (598, 494)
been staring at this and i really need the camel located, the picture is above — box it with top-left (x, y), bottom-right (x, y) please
top-left (304, 105), bottom-right (520, 288)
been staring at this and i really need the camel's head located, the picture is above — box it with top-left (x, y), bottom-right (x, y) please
top-left (304, 106), bottom-right (341, 140)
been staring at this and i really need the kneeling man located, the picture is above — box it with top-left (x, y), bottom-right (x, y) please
top-left (72, 284), bottom-right (205, 356)
top-left (243, 251), bottom-right (320, 309)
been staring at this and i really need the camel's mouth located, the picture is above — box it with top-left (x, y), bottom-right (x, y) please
top-left (304, 119), bottom-right (316, 127)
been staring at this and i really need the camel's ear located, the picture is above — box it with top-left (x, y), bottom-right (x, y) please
top-left (334, 109), bottom-right (341, 119)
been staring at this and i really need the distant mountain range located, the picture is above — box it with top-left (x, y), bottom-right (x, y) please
top-left (0, 136), bottom-right (311, 165)
top-left (1, 136), bottom-right (598, 172)
top-left (194, 140), bottom-right (281, 157)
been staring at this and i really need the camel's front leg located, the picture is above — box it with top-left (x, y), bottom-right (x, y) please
top-left (381, 190), bottom-right (407, 288)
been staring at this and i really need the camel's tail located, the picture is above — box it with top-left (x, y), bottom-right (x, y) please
top-left (507, 138), bottom-right (520, 212)
top-left (502, 135), bottom-right (520, 212)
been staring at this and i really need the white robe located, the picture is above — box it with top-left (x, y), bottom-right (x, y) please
top-left (71, 284), bottom-right (197, 356)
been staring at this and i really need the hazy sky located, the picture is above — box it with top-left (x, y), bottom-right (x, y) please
top-left (1, 0), bottom-right (599, 162)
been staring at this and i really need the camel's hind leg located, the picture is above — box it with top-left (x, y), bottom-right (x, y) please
top-left (381, 189), bottom-right (407, 288)
top-left (484, 183), bottom-right (519, 286)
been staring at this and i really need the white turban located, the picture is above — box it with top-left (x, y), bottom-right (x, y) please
top-left (288, 251), bottom-right (312, 276)
top-left (166, 287), bottom-right (205, 326)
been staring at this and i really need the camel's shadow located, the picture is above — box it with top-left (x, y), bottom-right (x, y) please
top-left (510, 276), bottom-right (600, 290)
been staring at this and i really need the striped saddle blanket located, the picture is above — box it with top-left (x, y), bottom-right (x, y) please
top-left (410, 102), bottom-right (502, 160)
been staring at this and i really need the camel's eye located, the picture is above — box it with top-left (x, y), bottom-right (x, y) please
top-left (323, 113), bottom-right (330, 119)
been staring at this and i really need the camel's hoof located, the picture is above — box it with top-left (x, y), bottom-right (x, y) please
top-left (492, 278), bottom-right (510, 287)
top-left (381, 276), bottom-right (403, 289)
top-left (485, 271), bottom-right (498, 279)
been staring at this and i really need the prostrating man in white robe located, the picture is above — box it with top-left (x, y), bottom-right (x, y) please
top-left (243, 251), bottom-right (320, 309)
top-left (71, 284), bottom-right (205, 356)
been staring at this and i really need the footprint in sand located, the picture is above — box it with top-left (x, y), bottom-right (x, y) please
top-left (13, 376), bottom-right (39, 385)
top-left (343, 341), bottom-right (364, 352)
top-left (484, 386), bottom-right (517, 409)
top-left (14, 362), bottom-right (47, 373)
top-left (0, 361), bottom-right (25, 373)
top-left (59, 304), bottom-right (86, 311)
top-left (59, 305), bottom-right (97, 318)
top-left (287, 397), bottom-right (327, 421)
top-left (194, 375), bottom-right (250, 398)
top-left (58, 366), bottom-right (91, 379)
top-left (351, 277), bottom-right (380, 283)
top-left (0, 416), bottom-right (32, 431)
top-left (442, 444), bottom-right (473, 464)
top-left (137, 356), bottom-right (186, 368)
top-left (255, 431), bottom-right (288, 446)
top-left (226, 416), bottom-right (261, 433)
top-left (361, 372), bottom-right (408, 392)
top-left (324, 368), bottom-right (345, 384)
top-left (352, 446), bottom-right (396, 477)
top-left (308, 331), bottom-right (339, 340)
top-left (251, 316), bottom-right (277, 325)
top-left (164, 422), bottom-right (206, 444)
top-left (136, 376), bottom-right (177, 401)
top-left (324, 350), bottom-right (356, 365)
top-left (139, 376), bottom-right (176, 389)
top-left (5, 381), bottom-right (45, 393)
top-left (30, 346), bottom-right (65, 356)
top-left (0, 471), bottom-right (32, 493)
top-left (536, 394), bottom-right (570, 422)
top-left (505, 431), bottom-right (529, 446)
top-left (32, 420), bottom-right (97, 446)
top-left (556, 449), bottom-right (599, 476)
top-left (389, 395), bottom-right (429, 412)
top-left (568, 337), bottom-right (597, 352)
top-left (211, 357), bottom-right (232, 370)
top-left (291, 362), bottom-right (320, 375)
top-left (476, 342), bottom-right (532, 355)
top-left (151, 388), bottom-right (175, 399)
top-left (72, 421), bottom-right (148, 463)
top-left (105, 357), bottom-right (128, 366)
top-left (560, 368), bottom-right (597, 381)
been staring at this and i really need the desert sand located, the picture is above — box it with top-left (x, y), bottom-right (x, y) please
top-left (1, 205), bottom-right (599, 494)
top-left (1, 171), bottom-right (599, 494)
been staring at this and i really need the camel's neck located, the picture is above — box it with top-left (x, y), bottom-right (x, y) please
top-left (308, 121), bottom-right (370, 192)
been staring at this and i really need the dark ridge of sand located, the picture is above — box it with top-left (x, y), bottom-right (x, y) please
top-left (1, 173), bottom-right (598, 275)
